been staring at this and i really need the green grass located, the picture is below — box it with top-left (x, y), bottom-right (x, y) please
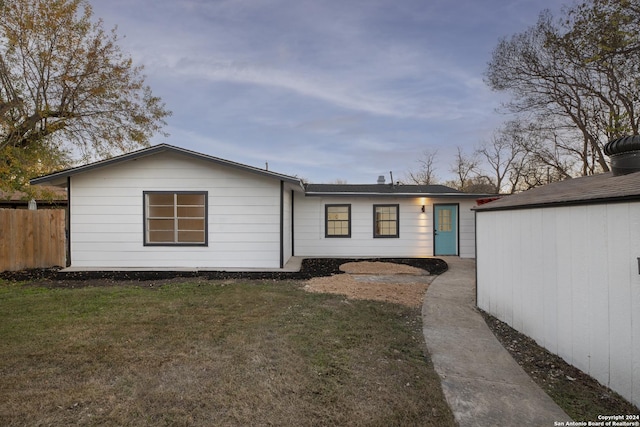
top-left (0, 279), bottom-right (454, 426)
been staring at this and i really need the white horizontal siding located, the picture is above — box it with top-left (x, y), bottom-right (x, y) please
top-left (294, 195), bottom-right (477, 258)
top-left (71, 252), bottom-right (279, 269)
top-left (458, 203), bottom-right (476, 258)
top-left (476, 202), bottom-right (640, 408)
top-left (69, 152), bottom-right (283, 269)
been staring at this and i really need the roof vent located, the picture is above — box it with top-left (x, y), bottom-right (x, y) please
top-left (604, 135), bottom-right (640, 176)
top-left (377, 175), bottom-right (386, 184)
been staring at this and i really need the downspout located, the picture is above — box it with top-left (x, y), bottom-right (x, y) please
top-left (291, 189), bottom-right (295, 256)
top-left (456, 203), bottom-right (460, 257)
top-left (279, 180), bottom-right (284, 269)
top-left (474, 209), bottom-right (478, 307)
top-left (66, 176), bottom-right (71, 267)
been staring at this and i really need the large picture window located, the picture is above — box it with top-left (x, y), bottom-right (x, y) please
top-left (373, 204), bottom-right (399, 238)
top-left (325, 204), bottom-right (351, 237)
top-left (144, 191), bottom-right (207, 245)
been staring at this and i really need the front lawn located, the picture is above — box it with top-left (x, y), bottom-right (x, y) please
top-left (0, 279), bottom-right (454, 426)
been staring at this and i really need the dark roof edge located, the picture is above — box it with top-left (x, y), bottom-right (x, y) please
top-left (30, 144), bottom-right (304, 187)
top-left (304, 191), bottom-right (493, 198)
top-left (474, 194), bottom-right (640, 212)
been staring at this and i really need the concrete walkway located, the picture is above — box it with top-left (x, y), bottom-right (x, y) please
top-left (422, 257), bottom-right (570, 427)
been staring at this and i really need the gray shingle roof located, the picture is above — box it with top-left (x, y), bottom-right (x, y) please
top-left (475, 171), bottom-right (640, 211)
top-left (305, 183), bottom-right (491, 197)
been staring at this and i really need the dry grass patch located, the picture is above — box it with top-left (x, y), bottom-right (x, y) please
top-left (0, 279), bottom-right (454, 426)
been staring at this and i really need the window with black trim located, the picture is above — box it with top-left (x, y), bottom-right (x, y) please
top-left (373, 204), bottom-right (399, 238)
top-left (325, 204), bottom-right (351, 237)
top-left (144, 191), bottom-right (207, 245)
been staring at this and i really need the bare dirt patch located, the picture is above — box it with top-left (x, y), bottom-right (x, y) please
top-left (339, 261), bottom-right (428, 275)
top-left (304, 261), bottom-right (435, 308)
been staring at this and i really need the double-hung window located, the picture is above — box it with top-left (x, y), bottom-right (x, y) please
top-left (325, 204), bottom-right (351, 237)
top-left (144, 191), bottom-right (207, 245)
top-left (373, 204), bottom-right (399, 238)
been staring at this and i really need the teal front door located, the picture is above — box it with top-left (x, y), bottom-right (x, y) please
top-left (434, 204), bottom-right (458, 255)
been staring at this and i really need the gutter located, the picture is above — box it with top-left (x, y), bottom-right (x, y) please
top-left (304, 192), bottom-right (491, 198)
top-left (473, 194), bottom-right (640, 212)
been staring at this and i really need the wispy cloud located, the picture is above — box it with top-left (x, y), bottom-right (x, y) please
top-left (92, 0), bottom-right (564, 183)
top-left (147, 41), bottom-right (494, 123)
top-left (103, 0), bottom-right (495, 121)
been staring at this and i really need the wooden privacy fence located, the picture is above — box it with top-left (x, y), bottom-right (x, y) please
top-left (0, 209), bottom-right (66, 272)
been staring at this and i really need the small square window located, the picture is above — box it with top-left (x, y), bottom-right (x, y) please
top-left (374, 204), bottom-right (399, 238)
top-left (326, 204), bottom-right (351, 238)
top-left (144, 191), bottom-right (207, 246)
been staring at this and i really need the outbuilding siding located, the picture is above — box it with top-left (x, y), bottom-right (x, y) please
top-left (458, 205), bottom-right (476, 258)
top-left (70, 152), bottom-right (285, 269)
top-left (476, 203), bottom-right (640, 408)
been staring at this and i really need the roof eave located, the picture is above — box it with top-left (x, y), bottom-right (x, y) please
top-left (304, 191), bottom-right (492, 198)
top-left (474, 194), bottom-right (640, 211)
top-left (30, 146), bottom-right (165, 185)
top-left (30, 144), bottom-right (303, 186)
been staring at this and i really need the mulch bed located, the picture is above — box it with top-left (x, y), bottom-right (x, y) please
top-left (0, 257), bottom-right (448, 288)
top-left (480, 310), bottom-right (640, 418)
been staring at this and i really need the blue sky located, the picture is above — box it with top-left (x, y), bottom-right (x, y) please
top-left (91, 0), bottom-right (564, 184)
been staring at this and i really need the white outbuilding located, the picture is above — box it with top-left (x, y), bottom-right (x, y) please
top-left (475, 135), bottom-right (640, 408)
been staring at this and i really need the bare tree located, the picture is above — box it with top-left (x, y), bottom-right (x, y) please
top-left (405, 149), bottom-right (439, 185)
top-left (463, 176), bottom-right (496, 194)
top-left (485, 0), bottom-right (640, 178)
top-left (450, 147), bottom-right (480, 191)
top-left (476, 122), bottom-right (528, 193)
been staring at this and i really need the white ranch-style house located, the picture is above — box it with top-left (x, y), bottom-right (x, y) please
top-left (30, 144), bottom-right (488, 270)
